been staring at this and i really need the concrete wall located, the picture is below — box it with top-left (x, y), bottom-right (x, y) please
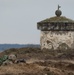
top-left (40, 31), bottom-right (74, 50)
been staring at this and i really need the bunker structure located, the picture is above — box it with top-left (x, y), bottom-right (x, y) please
top-left (37, 5), bottom-right (74, 50)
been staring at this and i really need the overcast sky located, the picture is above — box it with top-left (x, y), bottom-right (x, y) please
top-left (0, 0), bottom-right (74, 44)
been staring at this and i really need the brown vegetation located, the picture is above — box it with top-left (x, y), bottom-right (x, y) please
top-left (0, 48), bottom-right (74, 75)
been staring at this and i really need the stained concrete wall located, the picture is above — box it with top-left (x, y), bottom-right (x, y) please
top-left (40, 31), bottom-right (74, 50)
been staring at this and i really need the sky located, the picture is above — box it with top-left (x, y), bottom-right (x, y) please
top-left (0, 0), bottom-right (74, 44)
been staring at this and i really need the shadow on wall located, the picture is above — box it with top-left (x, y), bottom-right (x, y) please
top-left (57, 43), bottom-right (70, 50)
top-left (47, 40), bottom-right (54, 50)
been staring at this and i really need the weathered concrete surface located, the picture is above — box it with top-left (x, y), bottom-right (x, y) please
top-left (40, 31), bottom-right (74, 50)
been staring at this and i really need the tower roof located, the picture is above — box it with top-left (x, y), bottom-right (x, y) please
top-left (38, 5), bottom-right (74, 24)
top-left (39, 16), bottom-right (74, 23)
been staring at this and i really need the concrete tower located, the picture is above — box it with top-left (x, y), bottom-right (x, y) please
top-left (37, 5), bottom-right (74, 50)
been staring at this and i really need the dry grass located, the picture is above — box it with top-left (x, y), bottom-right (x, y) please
top-left (0, 48), bottom-right (74, 75)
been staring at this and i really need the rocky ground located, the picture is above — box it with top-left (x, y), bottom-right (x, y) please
top-left (0, 48), bottom-right (74, 75)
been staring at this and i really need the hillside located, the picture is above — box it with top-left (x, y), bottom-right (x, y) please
top-left (0, 44), bottom-right (40, 51)
top-left (0, 48), bottom-right (74, 75)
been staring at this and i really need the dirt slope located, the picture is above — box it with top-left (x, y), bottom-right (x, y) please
top-left (0, 48), bottom-right (74, 75)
